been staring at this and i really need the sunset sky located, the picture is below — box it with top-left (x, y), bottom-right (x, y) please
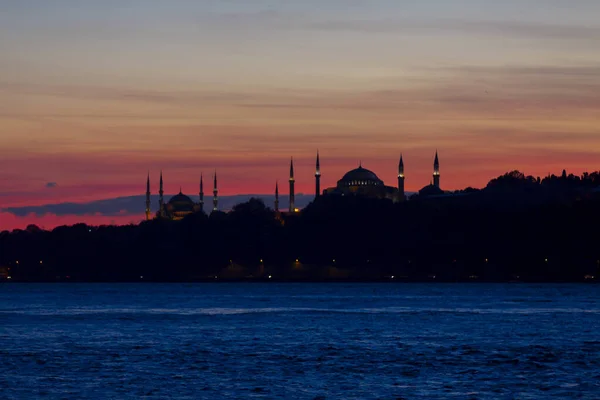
top-left (1, 0), bottom-right (600, 229)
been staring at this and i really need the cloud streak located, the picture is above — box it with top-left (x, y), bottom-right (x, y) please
top-left (1, 194), bottom-right (317, 225)
top-left (3, 62), bottom-right (599, 122)
top-left (307, 18), bottom-right (600, 41)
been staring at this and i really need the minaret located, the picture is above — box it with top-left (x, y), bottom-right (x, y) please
top-left (398, 154), bottom-right (405, 201)
top-left (145, 172), bottom-right (152, 220)
top-left (212, 171), bottom-right (218, 212)
top-left (433, 151), bottom-right (440, 188)
top-left (199, 173), bottom-right (204, 213)
top-left (315, 151), bottom-right (321, 198)
top-left (159, 170), bottom-right (165, 216)
top-left (274, 181), bottom-right (279, 213)
top-left (289, 157), bottom-right (295, 212)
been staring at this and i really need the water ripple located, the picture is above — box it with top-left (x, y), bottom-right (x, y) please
top-left (1, 283), bottom-right (599, 399)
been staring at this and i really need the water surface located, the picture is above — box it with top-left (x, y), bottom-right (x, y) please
top-left (1, 283), bottom-right (599, 399)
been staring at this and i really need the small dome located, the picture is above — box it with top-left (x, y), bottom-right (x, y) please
top-left (418, 184), bottom-right (444, 197)
top-left (338, 166), bottom-right (383, 187)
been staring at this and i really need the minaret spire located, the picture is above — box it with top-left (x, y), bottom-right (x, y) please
top-left (159, 170), bottom-right (165, 217)
top-left (212, 170), bottom-right (218, 212)
top-left (315, 150), bottom-right (321, 199)
top-left (274, 181), bottom-right (279, 213)
top-left (199, 173), bottom-right (204, 213)
top-left (289, 157), bottom-right (295, 212)
top-left (433, 150), bottom-right (440, 188)
top-left (145, 172), bottom-right (152, 220)
top-left (398, 154), bottom-right (405, 202)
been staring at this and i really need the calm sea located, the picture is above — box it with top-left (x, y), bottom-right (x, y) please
top-left (1, 283), bottom-right (599, 399)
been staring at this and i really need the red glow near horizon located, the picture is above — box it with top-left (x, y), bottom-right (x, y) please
top-left (0, 212), bottom-right (145, 232)
top-left (2, 156), bottom-right (598, 231)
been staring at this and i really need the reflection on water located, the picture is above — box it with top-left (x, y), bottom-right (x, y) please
top-left (1, 283), bottom-right (599, 399)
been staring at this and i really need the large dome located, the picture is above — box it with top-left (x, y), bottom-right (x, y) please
top-left (338, 166), bottom-right (383, 187)
top-left (168, 191), bottom-right (193, 204)
top-left (168, 191), bottom-right (195, 212)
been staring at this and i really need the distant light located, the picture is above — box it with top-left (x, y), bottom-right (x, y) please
top-left (332, 259), bottom-right (336, 263)
top-left (294, 208), bottom-right (299, 212)
top-left (545, 258), bottom-right (548, 262)
top-left (140, 276), bottom-right (144, 279)
top-left (295, 259), bottom-right (299, 263)
top-left (15, 261), bottom-right (19, 265)
top-left (485, 258), bottom-right (488, 263)
top-left (260, 259), bottom-right (263, 263)
top-left (391, 276), bottom-right (395, 279)
top-left (40, 261), bottom-right (43, 264)
top-left (268, 275), bottom-right (272, 279)
top-left (89, 229), bottom-right (92, 233)
top-left (7, 276), bottom-right (12, 280)
top-left (214, 275), bottom-right (218, 279)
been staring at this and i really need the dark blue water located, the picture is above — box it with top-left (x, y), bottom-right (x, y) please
top-left (1, 284), bottom-right (600, 399)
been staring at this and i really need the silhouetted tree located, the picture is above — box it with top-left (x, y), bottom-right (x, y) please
top-left (2, 170), bottom-right (600, 282)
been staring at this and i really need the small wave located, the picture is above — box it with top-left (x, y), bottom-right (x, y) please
top-left (1, 306), bottom-right (600, 316)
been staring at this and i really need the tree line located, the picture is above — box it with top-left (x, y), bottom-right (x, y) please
top-left (2, 170), bottom-right (600, 282)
